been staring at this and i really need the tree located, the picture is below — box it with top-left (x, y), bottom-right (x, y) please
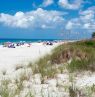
top-left (92, 32), bottom-right (95, 38)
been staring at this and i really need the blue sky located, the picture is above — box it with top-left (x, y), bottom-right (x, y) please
top-left (0, 0), bottom-right (95, 39)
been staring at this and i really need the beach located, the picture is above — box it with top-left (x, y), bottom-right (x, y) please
top-left (0, 0), bottom-right (94, 96)
top-left (0, 41), bottom-right (95, 97)
top-left (0, 42), bottom-right (60, 73)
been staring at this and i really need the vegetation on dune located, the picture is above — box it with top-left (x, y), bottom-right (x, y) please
top-left (0, 79), bottom-right (10, 97)
top-left (29, 39), bottom-right (95, 78)
top-left (69, 85), bottom-right (77, 97)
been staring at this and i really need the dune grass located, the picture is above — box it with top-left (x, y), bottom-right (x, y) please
top-left (29, 39), bottom-right (95, 79)
top-left (0, 79), bottom-right (10, 97)
top-left (69, 85), bottom-right (77, 97)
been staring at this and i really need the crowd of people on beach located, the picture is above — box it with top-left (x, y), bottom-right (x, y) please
top-left (3, 41), bottom-right (26, 48)
top-left (2, 41), bottom-right (55, 48)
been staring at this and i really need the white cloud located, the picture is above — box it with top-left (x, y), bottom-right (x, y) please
top-left (84, 23), bottom-right (91, 29)
top-left (58, 0), bottom-right (83, 10)
top-left (83, 23), bottom-right (95, 29)
top-left (66, 21), bottom-right (73, 29)
top-left (79, 8), bottom-right (95, 29)
top-left (0, 8), bottom-right (64, 29)
top-left (41, 0), bottom-right (54, 7)
top-left (80, 9), bottom-right (94, 20)
top-left (66, 18), bottom-right (81, 30)
top-left (66, 7), bottom-right (95, 30)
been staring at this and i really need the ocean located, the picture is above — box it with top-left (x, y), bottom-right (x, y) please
top-left (0, 38), bottom-right (80, 45)
top-left (0, 39), bottom-right (66, 44)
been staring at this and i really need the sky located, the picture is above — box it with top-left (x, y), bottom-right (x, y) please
top-left (0, 0), bottom-right (95, 39)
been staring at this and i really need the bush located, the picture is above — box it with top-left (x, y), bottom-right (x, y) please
top-left (92, 32), bottom-right (95, 38)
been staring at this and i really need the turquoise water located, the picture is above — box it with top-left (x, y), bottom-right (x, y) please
top-left (0, 39), bottom-right (65, 44)
top-left (0, 38), bottom-right (81, 45)
top-left (0, 39), bottom-right (46, 43)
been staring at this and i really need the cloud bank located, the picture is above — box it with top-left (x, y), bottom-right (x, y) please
top-left (0, 8), bottom-right (64, 29)
top-left (0, 5), bottom-right (94, 31)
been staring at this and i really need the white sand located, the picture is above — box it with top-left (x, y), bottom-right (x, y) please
top-left (76, 73), bottom-right (95, 88)
top-left (0, 42), bottom-right (95, 97)
top-left (0, 43), bottom-right (59, 74)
